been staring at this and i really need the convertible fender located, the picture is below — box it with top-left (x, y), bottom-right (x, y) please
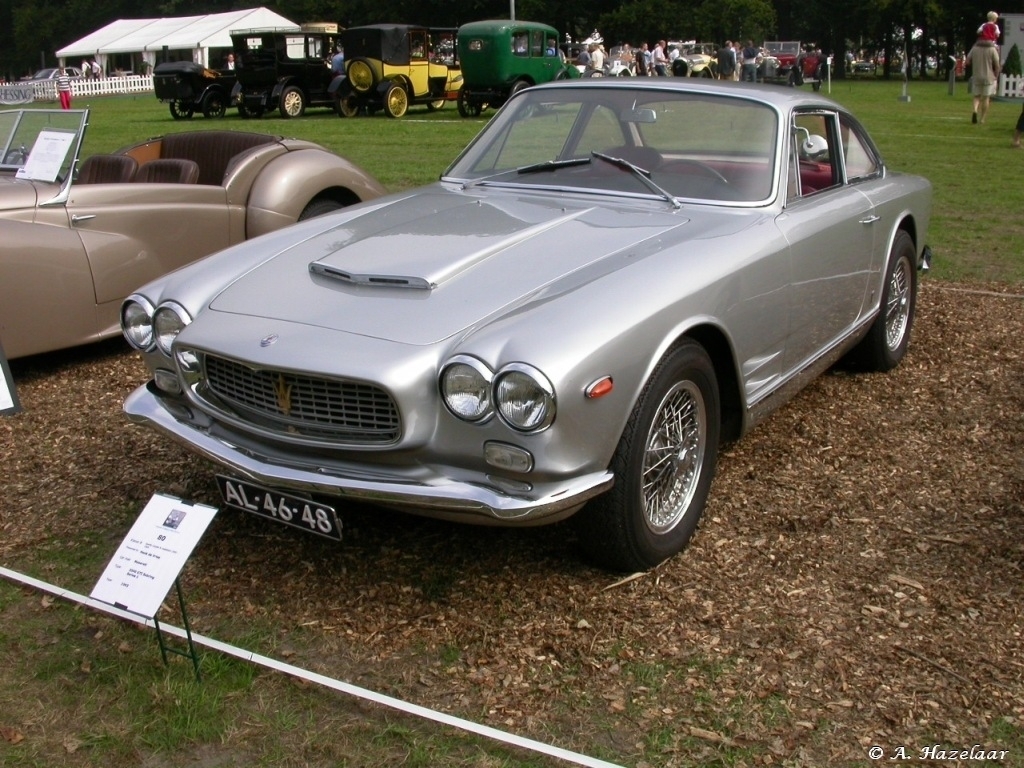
top-left (245, 148), bottom-right (385, 238)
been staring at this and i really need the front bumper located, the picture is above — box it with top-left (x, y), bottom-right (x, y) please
top-left (124, 384), bottom-right (614, 525)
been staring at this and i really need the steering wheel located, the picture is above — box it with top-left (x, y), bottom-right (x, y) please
top-left (3, 148), bottom-right (26, 165)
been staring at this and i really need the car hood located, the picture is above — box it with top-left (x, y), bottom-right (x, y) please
top-left (208, 188), bottom-right (748, 346)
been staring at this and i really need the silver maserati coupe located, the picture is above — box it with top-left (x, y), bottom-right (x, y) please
top-left (121, 79), bottom-right (932, 572)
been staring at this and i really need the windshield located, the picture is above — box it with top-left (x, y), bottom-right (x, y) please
top-left (443, 85), bottom-right (779, 204)
top-left (0, 109), bottom-right (88, 182)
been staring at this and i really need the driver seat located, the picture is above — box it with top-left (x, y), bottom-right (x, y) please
top-left (76, 154), bottom-right (139, 184)
top-left (601, 145), bottom-right (663, 171)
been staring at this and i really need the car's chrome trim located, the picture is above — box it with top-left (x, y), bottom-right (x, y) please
top-left (124, 385), bottom-right (614, 524)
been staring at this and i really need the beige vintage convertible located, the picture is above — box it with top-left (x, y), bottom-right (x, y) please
top-left (0, 108), bottom-right (385, 359)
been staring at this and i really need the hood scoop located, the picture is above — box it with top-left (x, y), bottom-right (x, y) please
top-left (309, 262), bottom-right (433, 290)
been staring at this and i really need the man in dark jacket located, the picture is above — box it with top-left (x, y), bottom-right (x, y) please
top-left (717, 41), bottom-right (736, 80)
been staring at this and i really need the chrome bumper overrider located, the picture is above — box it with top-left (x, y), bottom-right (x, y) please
top-left (124, 384), bottom-right (614, 524)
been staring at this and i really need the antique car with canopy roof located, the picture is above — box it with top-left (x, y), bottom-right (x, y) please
top-left (334, 24), bottom-right (462, 118)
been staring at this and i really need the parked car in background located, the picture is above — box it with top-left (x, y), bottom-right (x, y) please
top-left (457, 19), bottom-right (578, 117)
top-left (669, 42), bottom-right (717, 77)
top-left (335, 24), bottom-right (462, 118)
top-left (153, 61), bottom-right (237, 119)
top-left (0, 108), bottom-right (385, 359)
top-left (22, 66), bottom-right (84, 81)
top-left (231, 25), bottom-right (341, 118)
top-left (120, 79), bottom-right (932, 572)
top-left (760, 41), bottom-right (825, 89)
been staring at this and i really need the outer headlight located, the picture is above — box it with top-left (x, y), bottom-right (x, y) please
top-left (153, 302), bottom-right (192, 356)
top-left (121, 296), bottom-right (155, 351)
top-left (495, 364), bottom-right (555, 432)
top-left (440, 356), bottom-right (493, 422)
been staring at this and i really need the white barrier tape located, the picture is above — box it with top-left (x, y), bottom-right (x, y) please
top-left (0, 565), bottom-right (624, 768)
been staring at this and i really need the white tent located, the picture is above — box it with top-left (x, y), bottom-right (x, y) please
top-left (55, 7), bottom-right (297, 73)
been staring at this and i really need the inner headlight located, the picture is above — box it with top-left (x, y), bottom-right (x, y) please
top-left (153, 302), bottom-right (192, 356)
top-left (121, 295), bottom-right (155, 351)
top-left (440, 356), bottom-right (493, 422)
top-left (495, 364), bottom-right (555, 432)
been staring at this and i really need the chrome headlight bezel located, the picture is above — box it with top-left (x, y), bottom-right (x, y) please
top-left (440, 355), bottom-right (494, 423)
top-left (493, 363), bottom-right (556, 433)
top-left (153, 302), bottom-right (192, 357)
top-left (121, 294), bottom-right (156, 351)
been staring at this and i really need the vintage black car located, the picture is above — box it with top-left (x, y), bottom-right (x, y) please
top-left (335, 24), bottom-right (462, 118)
top-left (230, 26), bottom-right (341, 118)
top-left (153, 61), bottom-right (237, 119)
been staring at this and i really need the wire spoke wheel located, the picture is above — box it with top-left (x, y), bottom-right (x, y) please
top-left (641, 381), bottom-right (706, 534)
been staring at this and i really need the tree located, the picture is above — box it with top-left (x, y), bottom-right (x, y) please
top-left (1005, 43), bottom-right (1023, 77)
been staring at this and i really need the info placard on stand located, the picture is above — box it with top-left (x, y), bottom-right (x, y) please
top-left (0, 340), bottom-right (21, 416)
top-left (91, 494), bottom-right (217, 678)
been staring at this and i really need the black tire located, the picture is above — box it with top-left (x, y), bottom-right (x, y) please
top-left (169, 100), bottom-right (194, 120)
top-left (457, 89), bottom-right (480, 117)
top-left (847, 230), bottom-right (918, 371)
top-left (201, 91), bottom-right (227, 119)
top-left (384, 82), bottom-right (408, 118)
top-left (337, 93), bottom-right (359, 118)
top-left (509, 79), bottom-right (530, 95)
top-left (574, 340), bottom-right (720, 572)
top-left (279, 85), bottom-right (305, 118)
top-left (298, 197), bottom-right (345, 221)
top-left (426, 99), bottom-right (445, 111)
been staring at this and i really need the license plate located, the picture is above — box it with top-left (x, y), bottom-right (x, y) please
top-left (216, 476), bottom-right (341, 542)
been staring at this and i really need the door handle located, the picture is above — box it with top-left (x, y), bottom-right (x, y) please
top-left (859, 215), bottom-right (880, 224)
top-left (71, 214), bottom-right (96, 224)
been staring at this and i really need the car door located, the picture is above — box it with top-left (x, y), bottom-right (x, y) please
top-left (775, 109), bottom-right (876, 372)
top-left (56, 180), bottom-right (232, 328)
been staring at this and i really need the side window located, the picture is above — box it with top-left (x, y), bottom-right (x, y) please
top-left (531, 31), bottom-right (543, 57)
top-left (840, 115), bottom-right (880, 182)
top-left (791, 112), bottom-right (839, 198)
top-left (410, 32), bottom-right (426, 60)
top-left (513, 32), bottom-right (529, 56)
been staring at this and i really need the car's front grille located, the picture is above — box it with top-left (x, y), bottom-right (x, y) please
top-left (201, 355), bottom-right (400, 445)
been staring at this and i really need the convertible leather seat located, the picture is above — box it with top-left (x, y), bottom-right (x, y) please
top-left (76, 154), bottom-right (139, 184)
top-left (159, 131), bottom-right (278, 186)
top-left (132, 158), bottom-right (201, 184)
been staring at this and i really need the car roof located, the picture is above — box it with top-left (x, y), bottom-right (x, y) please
top-left (528, 77), bottom-right (844, 111)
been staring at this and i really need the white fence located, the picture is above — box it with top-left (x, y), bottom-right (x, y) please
top-left (27, 75), bottom-right (155, 103)
top-left (999, 74), bottom-right (1024, 99)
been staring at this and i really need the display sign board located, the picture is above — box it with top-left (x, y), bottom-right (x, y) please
top-left (91, 494), bottom-right (217, 618)
top-left (0, 340), bottom-right (20, 416)
top-left (15, 128), bottom-right (76, 182)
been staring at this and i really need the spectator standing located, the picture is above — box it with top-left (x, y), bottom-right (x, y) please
top-left (224, 53), bottom-right (236, 70)
top-left (590, 44), bottom-right (606, 74)
top-left (55, 66), bottom-right (72, 109)
top-left (717, 40), bottom-right (736, 80)
top-left (740, 41), bottom-right (759, 82)
top-left (652, 40), bottom-right (668, 76)
top-left (330, 46), bottom-right (344, 75)
top-left (635, 43), bottom-right (650, 76)
top-left (577, 44), bottom-right (591, 69)
top-left (968, 33), bottom-right (1000, 124)
top-left (81, 59), bottom-right (91, 79)
top-left (90, 60), bottom-right (102, 78)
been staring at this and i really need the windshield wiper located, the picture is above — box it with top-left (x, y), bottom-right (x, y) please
top-left (591, 150), bottom-right (681, 209)
top-left (459, 157), bottom-right (592, 189)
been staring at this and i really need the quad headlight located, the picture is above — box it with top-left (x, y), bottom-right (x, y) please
top-left (120, 296), bottom-right (192, 356)
top-left (494, 364), bottom-right (555, 431)
top-left (440, 357), bottom-right (555, 433)
top-left (121, 295), bottom-right (155, 351)
top-left (153, 302), bottom-right (192, 356)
